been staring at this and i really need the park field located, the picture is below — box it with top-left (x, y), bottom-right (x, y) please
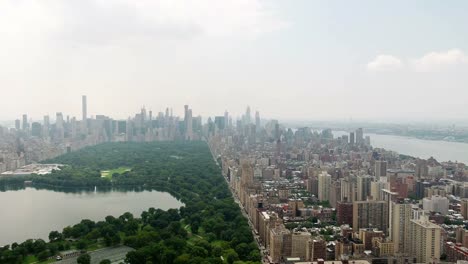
top-left (100, 167), bottom-right (131, 179)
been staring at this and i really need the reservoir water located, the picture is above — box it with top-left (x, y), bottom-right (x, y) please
top-left (0, 188), bottom-right (183, 246)
top-left (333, 131), bottom-right (468, 164)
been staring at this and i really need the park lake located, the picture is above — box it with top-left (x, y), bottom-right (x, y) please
top-left (0, 187), bottom-right (183, 246)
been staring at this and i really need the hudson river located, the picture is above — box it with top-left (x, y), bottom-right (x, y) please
top-left (333, 131), bottom-right (468, 164)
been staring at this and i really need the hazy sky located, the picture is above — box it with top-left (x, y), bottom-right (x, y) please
top-left (1, 0), bottom-right (467, 122)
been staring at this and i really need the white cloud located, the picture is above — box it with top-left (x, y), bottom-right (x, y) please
top-left (367, 55), bottom-right (403, 71)
top-left (367, 49), bottom-right (468, 72)
top-left (410, 49), bottom-right (468, 72)
top-left (0, 0), bottom-right (289, 46)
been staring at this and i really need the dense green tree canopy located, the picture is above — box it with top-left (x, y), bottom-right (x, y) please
top-left (0, 142), bottom-right (260, 264)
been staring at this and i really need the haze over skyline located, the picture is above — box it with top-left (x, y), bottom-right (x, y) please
top-left (1, 0), bottom-right (468, 122)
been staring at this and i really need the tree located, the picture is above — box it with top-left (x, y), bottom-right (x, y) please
top-left (173, 253), bottom-right (190, 264)
top-left (99, 260), bottom-right (111, 264)
top-left (77, 253), bottom-right (91, 264)
top-left (49, 231), bottom-right (62, 242)
top-left (226, 249), bottom-right (239, 264)
top-left (235, 243), bottom-right (251, 260)
top-left (76, 239), bottom-right (88, 250)
top-left (125, 250), bottom-right (147, 264)
top-left (37, 250), bottom-right (50, 261)
top-left (212, 245), bottom-right (223, 257)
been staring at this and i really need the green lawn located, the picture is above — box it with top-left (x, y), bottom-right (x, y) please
top-left (22, 255), bottom-right (37, 264)
top-left (100, 167), bottom-right (131, 179)
top-left (23, 255), bottom-right (54, 264)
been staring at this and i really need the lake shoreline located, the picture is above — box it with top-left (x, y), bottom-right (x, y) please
top-left (0, 187), bottom-right (183, 247)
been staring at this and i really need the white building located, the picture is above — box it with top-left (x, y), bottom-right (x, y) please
top-left (318, 171), bottom-right (331, 202)
top-left (423, 195), bottom-right (449, 214)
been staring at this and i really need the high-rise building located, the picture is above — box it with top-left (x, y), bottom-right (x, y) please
top-left (329, 180), bottom-right (341, 208)
top-left (269, 223), bottom-right (292, 263)
top-left (241, 163), bottom-right (254, 188)
top-left (14, 119), bottom-right (20, 130)
top-left (356, 128), bottom-right (364, 144)
top-left (291, 231), bottom-right (310, 260)
top-left (422, 195), bottom-right (449, 214)
top-left (357, 175), bottom-right (372, 201)
top-left (370, 180), bottom-right (389, 201)
top-left (349, 132), bottom-right (355, 145)
top-left (353, 200), bottom-right (389, 233)
top-left (82, 95), bottom-right (87, 121)
top-left (245, 106), bottom-right (251, 124)
top-left (318, 171), bottom-right (331, 202)
top-left (391, 202), bottom-right (413, 253)
top-left (55, 112), bottom-right (64, 140)
top-left (31, 122), bottom-right (42, 137)
top-left (184, 105), bottom-right (193, 140)
top-left (381, 189), bottom-right (398, 237)
top-left (340, 178), bottom-right (355, 202)
top-left (255, 111), bottom-right (260, 129)
top-left (456, 227), bottom-right (468, 248)
top-left (22, 114), bottom-right (28, 131)
top-left (337, 200), bottom-right (353, 226)
top-left (214, 116), bottom-right (226, 130)
top-left (43, 115), bottom-right (50, 138)
top-left (306, 177), bottom-right (319, 197)
top-left (359, 228), bottom-right (384, 250)
top-left (375, 161), bottom-right (387, 181)
top-left (462, 200), bottom-right (468, 220)
top-left (409, 215), bottom-right (442, 263)
top-left (306, 238), bottom-right (326, 261)
top-left (224, 111), bottom-right (229, 129)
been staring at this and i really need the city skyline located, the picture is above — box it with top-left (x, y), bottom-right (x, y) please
top-left (1, 1), bottom-right (468, 121)
top-left (2, 1), bottom-right (468, 263)
top-left (2, 95), bottom-right (265, 125)
top-left (2, 94), bottom-right (468, 125)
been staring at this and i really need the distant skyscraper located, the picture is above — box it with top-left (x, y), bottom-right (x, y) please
top-left (82, 95), bottom-right (88, 132)
top-left (245, 106), bottom-right (251, 124)
top-left (56, 112), bottom-right (65, 140)
top-left (14, 119), bottom-right (20, 130)
top-left (214, 116), bottom-right (226, 130)
top-left (370, 180), bottom-right (388, 201)
top-left (184, 105), bottom-right (193, 140)
top-left (31, 122), bottom-right (42, 137)
top-left (349, 132), bottom-right (355, 145)
top-left (375, 161), bottom-right (387, 181)
top-left (318, 171), bottom-right (331, 202)
top-left (356, 128), bottom-right (364, 144)
top-left (141, 107), bottom-right (147, 122)
top-left (461, 199), bottom-right (468, 220)
top-left (255, 111), bottom-right (260, 129)
top-left (224, 111), bottom-right (229, 129)
top-left (356, 175), bottom-right (372, 201)
top-left (22, 114), bottom-right (28, 131)
top-left (56, 112), bottom-right (64, 130)
top-left (82, 95), bottom-right (87, 121)
top-left (43, 115), bottom-right (50, 138)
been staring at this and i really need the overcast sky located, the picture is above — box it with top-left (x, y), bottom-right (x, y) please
top-left (1, 0), bottom-right (467, 122)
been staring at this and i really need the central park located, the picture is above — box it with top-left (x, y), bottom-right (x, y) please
top-left (0, 142), bottom-right (261, 264)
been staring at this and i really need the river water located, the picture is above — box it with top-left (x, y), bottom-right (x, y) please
top-left (333, 131), bottom-right (468, 164)
top-left (0, 188), bottom-right (183, 246)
